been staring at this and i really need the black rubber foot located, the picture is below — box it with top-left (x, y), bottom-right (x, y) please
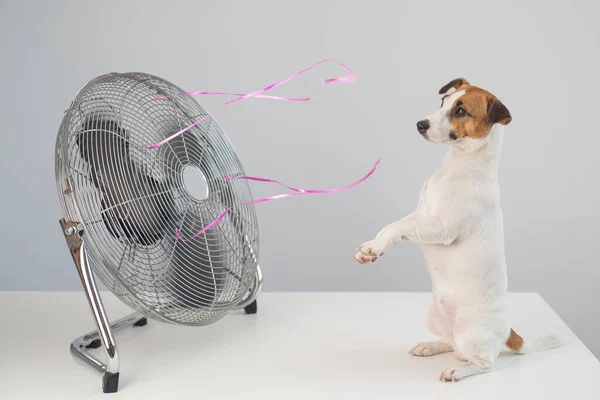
top-left (133, 317), bottom-right (148, 327)
top-left (102, 372), bottom-right (119, 393)
top-left (244, 300), bottom-right (257, 314)
top-left (86, 339), bottom-right (102, 349)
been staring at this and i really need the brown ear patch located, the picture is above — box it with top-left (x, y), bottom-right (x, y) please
top-left (488, 99), bottom-right (512, 125)
top-left (448, 86), bottom-right (512, 139)
top-left (439, 78), bottom-right (470, 95)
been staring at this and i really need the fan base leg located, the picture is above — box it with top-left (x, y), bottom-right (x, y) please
top-left (85, 339), bottom-right (102, 349)
top-left (70, 313), bottom-right (147, 394)
top-left (103, 372), bottom-right (120, 393)
top-left (244, 300), bottom-right (258, 314)
top-left (234, 265), bottom-right (263, 313)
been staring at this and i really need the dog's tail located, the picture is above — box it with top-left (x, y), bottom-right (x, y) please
top-left (506, 329), bottom-right (565, 355)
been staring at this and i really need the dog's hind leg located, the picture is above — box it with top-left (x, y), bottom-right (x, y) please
top-left (410, 303), bottom-right (454, 357)
top-left (440, 354), bottom-right (494, 382)
top-left (439, 323), bottom-right (504, 382)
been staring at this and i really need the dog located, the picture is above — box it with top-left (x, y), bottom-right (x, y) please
top-left (353, 78), bottom-right (563, 381)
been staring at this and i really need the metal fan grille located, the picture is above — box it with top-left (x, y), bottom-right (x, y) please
top-left (55, 73), bottom-right (259, 325)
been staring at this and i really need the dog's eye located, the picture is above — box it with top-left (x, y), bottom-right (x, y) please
top-left (455, 107), bottom-right (467, 117)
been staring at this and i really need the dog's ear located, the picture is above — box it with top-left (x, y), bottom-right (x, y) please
top-left (488, 98), bottom-right (512, 125)
top-left (438, 78), bottom-right (469, 95)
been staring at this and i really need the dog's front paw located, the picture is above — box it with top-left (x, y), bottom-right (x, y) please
top-left (352, 239), bottom-right (389, 264)
top-left (358, 238), bottom-right (389, 257)
top-left (352, 251), bottom-right (377, 264)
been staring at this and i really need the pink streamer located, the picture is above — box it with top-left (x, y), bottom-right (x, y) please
top-left (140, 58), bottom-right (369, 242)
top-left (175, 158), bottom-right (381, 242)
top-left (223, 59), bottom-right (355, 105)
top-left (141, 115), bottom-right (210, 150)
top-left (155, 92), bottom-right (303, 102)
top-left (144, 59), bottom-right (355, 149)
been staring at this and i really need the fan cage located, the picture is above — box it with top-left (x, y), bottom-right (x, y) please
top-left (56, 73), bottom-right (259, 326)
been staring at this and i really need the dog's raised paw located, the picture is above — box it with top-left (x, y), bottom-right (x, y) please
top-left (352, 251), bottom-right (377, 264)
top-left (356, 239), bottom-right (388, 258)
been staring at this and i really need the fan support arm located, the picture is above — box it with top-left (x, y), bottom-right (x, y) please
top-left (60, 218), bottom-right (145, 393)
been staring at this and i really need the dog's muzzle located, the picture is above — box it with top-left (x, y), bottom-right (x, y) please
top-left (416, 119), bottom-right (430, 136)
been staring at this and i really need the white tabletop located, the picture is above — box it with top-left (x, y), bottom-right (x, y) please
top-left (0, 292), bottom-right (597, 399)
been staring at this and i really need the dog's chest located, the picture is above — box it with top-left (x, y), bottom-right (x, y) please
top-left (417, 170), bottom-right (451, 216)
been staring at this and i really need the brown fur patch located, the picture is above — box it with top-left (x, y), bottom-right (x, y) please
top-left (444, 81), bottom-right (512, 139)
top-left (439, 78), bottom-right (469, 95)
top-left (506, 329), bottom-right (524, 351)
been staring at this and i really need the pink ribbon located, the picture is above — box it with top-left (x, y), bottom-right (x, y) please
top-left (141, 115), bottom-right (210, 150)
top-left (144, 59), bottom-right (355, 149)
top-left (175, 158), bottom-right (381, 242)
top-left (138, 59), bottom-right (373, 242)
top-left (222, 58), bottom-right (355, 105)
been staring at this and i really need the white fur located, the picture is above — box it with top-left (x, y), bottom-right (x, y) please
top-left (353, 106), bottom-right (563, 381)
top-left (516, 334), bottom-right (566, 355)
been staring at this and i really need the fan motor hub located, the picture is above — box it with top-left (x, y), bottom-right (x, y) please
top-left (182, 165), bottom-right (209, 201)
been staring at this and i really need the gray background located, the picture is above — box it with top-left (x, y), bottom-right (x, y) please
top-left (1, 0), bottom-right (598, 357)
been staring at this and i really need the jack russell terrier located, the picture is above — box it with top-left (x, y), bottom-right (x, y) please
top-left (353, 78), bottom-right (563, 381)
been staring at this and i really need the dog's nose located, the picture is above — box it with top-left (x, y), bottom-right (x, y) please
top-left (416, 120), bottom-right (430, 134)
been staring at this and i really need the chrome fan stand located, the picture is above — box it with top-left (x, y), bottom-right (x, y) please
top-left (60, 219), bottom-right (263, 394)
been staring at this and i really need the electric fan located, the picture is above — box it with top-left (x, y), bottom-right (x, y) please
top-left (55, 72), bottom-right (263, 393)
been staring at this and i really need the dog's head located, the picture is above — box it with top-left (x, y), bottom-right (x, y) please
top-left (416, 78), bottom-right (512, 144)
